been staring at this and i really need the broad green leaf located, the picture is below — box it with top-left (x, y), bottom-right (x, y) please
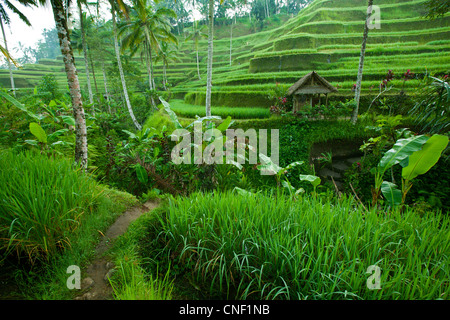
top-left (282, 161), bottom-right (304, 174)
top-left (381, 181), bottom-right (402, 207)
top-left (378, 135), bottom-right (429, 173)
top-left (122, 130), bottom-right (137, 140)
top-left (0, 90), bottom-right (40, 120)
top-left (33, 86), bottom-right (38, 95)
top-left (29, 122), bottom-right (47, 144)
top-left (48, 129), bottom-right (69, 140)
top-left (402, 134), bottom-right (449, 181)
top-left (135, 164), bottom-right (148, 184)
top-left (300, 174), bottom-right (321, 188)
top-left (61, 115), bottom-right (75, 126)
top-left (48, 100), bottom-right (57, 108)
top-left (159, 96), bottom-right (183, 129)
top-left (282, 180), bottom-right (295, 191)
top-left (257, 153), bottom-right (282, 175)
top-left (24, 139), bottom-right (38, 146)
top-left (217, 116), bottom-right (233, 132)
top-left (233, 187), bottom-right (252, 196)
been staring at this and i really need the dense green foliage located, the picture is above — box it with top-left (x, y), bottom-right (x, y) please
top-left (140, 191), bottom-right (449, 299)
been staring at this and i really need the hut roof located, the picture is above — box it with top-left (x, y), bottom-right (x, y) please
top-left (287, 71), bottom-right (338, 95)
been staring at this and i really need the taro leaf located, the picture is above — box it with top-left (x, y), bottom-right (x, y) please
top-left (282, 180), bottom-right (295, 192)
top-left (135, 164), bottom-right (148, 184)
top-left (381, 181), bottom-right (402, 207)
top-left (29, 122), bottom-right (47, 144)
top-left (300, 174), bottom-right (321, 188)
top-left (159, 96), bottom-right (183, 129)
top-left (402, 134), bottom-right (449, 181)
top-left (378, 135), bottom-right (429, 174)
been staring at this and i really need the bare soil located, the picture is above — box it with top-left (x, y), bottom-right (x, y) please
top-left (75, 200), bottom-right (159, 300)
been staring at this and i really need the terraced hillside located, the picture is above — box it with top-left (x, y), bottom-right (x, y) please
top-left (1, 0), bottom-right (449, 110)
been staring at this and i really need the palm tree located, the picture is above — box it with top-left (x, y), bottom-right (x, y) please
top-left (205, 0), bottom-right (214, 117)
top-left (118, 0), bottom-right (177, 93)
top-left (185, 19), bottom-right (207, 80)
top-left (46, 0), bottom-right (88, 168)
top-left (351, 0), bottom-right (373, 124)
top-left (71, 12), bottom-right (100, 107)
top-left (0, 0), bottom-right (36, 96)
top-left (109, 0), bottom-right (142, 130)
top-left (76, 0), bottom-right (94, 106)
top-left (155, 41), bottom-right (181, 90)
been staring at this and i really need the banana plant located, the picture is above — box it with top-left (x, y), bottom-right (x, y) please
top-left (376, 134), bottom-right (448, 208)
top-left (25, 122), bottom-right (72, 154)
top-left (372, 134), bottom-right (429, 206)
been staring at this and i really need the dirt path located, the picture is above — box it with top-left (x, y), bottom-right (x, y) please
top-left (75, 200), bottom-right (159, 300)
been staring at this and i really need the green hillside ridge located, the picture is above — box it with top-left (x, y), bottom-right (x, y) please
top-left (1, 0), bottom-right (448, 111)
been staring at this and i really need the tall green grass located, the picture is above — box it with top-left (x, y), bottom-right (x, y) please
top-left (154, 191), bottom-right (450, 300)
top-left (0, 150), bottom-right (103, 261)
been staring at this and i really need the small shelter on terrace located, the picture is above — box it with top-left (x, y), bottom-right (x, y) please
top-left (287, 71), bottom-right (338, 112)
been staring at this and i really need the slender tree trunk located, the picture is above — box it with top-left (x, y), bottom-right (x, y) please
top-left (351, 0), bottom-right (373, 124)
top-left (78, 1), bottom-right (94, 107)
top-left (144, 28), bottom-right (156, 91)
top-left (0, 17), bottom-right (15, 97)
top-left (88, 50), bottom-right (99, 101)
top-left (196, 49), bottom-right (201, 80)
top-left (112, 7), bottom-right (141, 131)
top-left (163, 62), bottom-right (167, 90)
top-left (101, 60), bottom-right (111, 113)
top-left (229, 22), bottom-right (233, 67)
top-left (51, 0), bottom-right (88, 168)
top-left (144, 41), bottom-right (156, 107)
top-left (205, 0), bottom-right (214, 117)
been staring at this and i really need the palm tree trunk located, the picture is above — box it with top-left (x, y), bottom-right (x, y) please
top-left (229, 22), bottom-right (232, 67)
top-left (144, 41), bottom-right (156, 107)
top-left (205, 0), bottom-right (214, 117)
top-left (112, 7), bottom-right (141, 131)
top-left (163, 62), bottom-right (167, 90)
top-left (101, 60), bottom-right (110, 113)
top-left (50, 0), bottom-right (88, 168)
top-left (196, 49), bottom-right (201, 80)
top-left (0, 17), bottom-right (15, 97)
top-left (144, 28), bottom-right (156, 91)
top-left (78, 1), bottom-right (94, 107)
top-left (88, 50), bottom-right (99, 101)
top-left (351, 0), bottom-right (373, 124)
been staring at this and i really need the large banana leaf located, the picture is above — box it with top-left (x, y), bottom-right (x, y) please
top-left (159, 96), bottom-right (183, 129)
top-left (402, 134), bottom-right (449, 181)
top-left (29, 123), bottom-right (47, 144)
top-left (378, 135), bottom-right (429, 174)
top-left (381, 181), bottom-right (402, 207)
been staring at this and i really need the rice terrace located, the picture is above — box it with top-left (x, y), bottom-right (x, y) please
top-left (0, 0), bottom-right (449, 308)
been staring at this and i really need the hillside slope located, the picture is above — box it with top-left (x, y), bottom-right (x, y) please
top-left (1, 0), bottom-right (448, 110)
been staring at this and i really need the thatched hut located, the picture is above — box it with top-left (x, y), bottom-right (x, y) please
top-left (287, 71), bottom-right (338, 112)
